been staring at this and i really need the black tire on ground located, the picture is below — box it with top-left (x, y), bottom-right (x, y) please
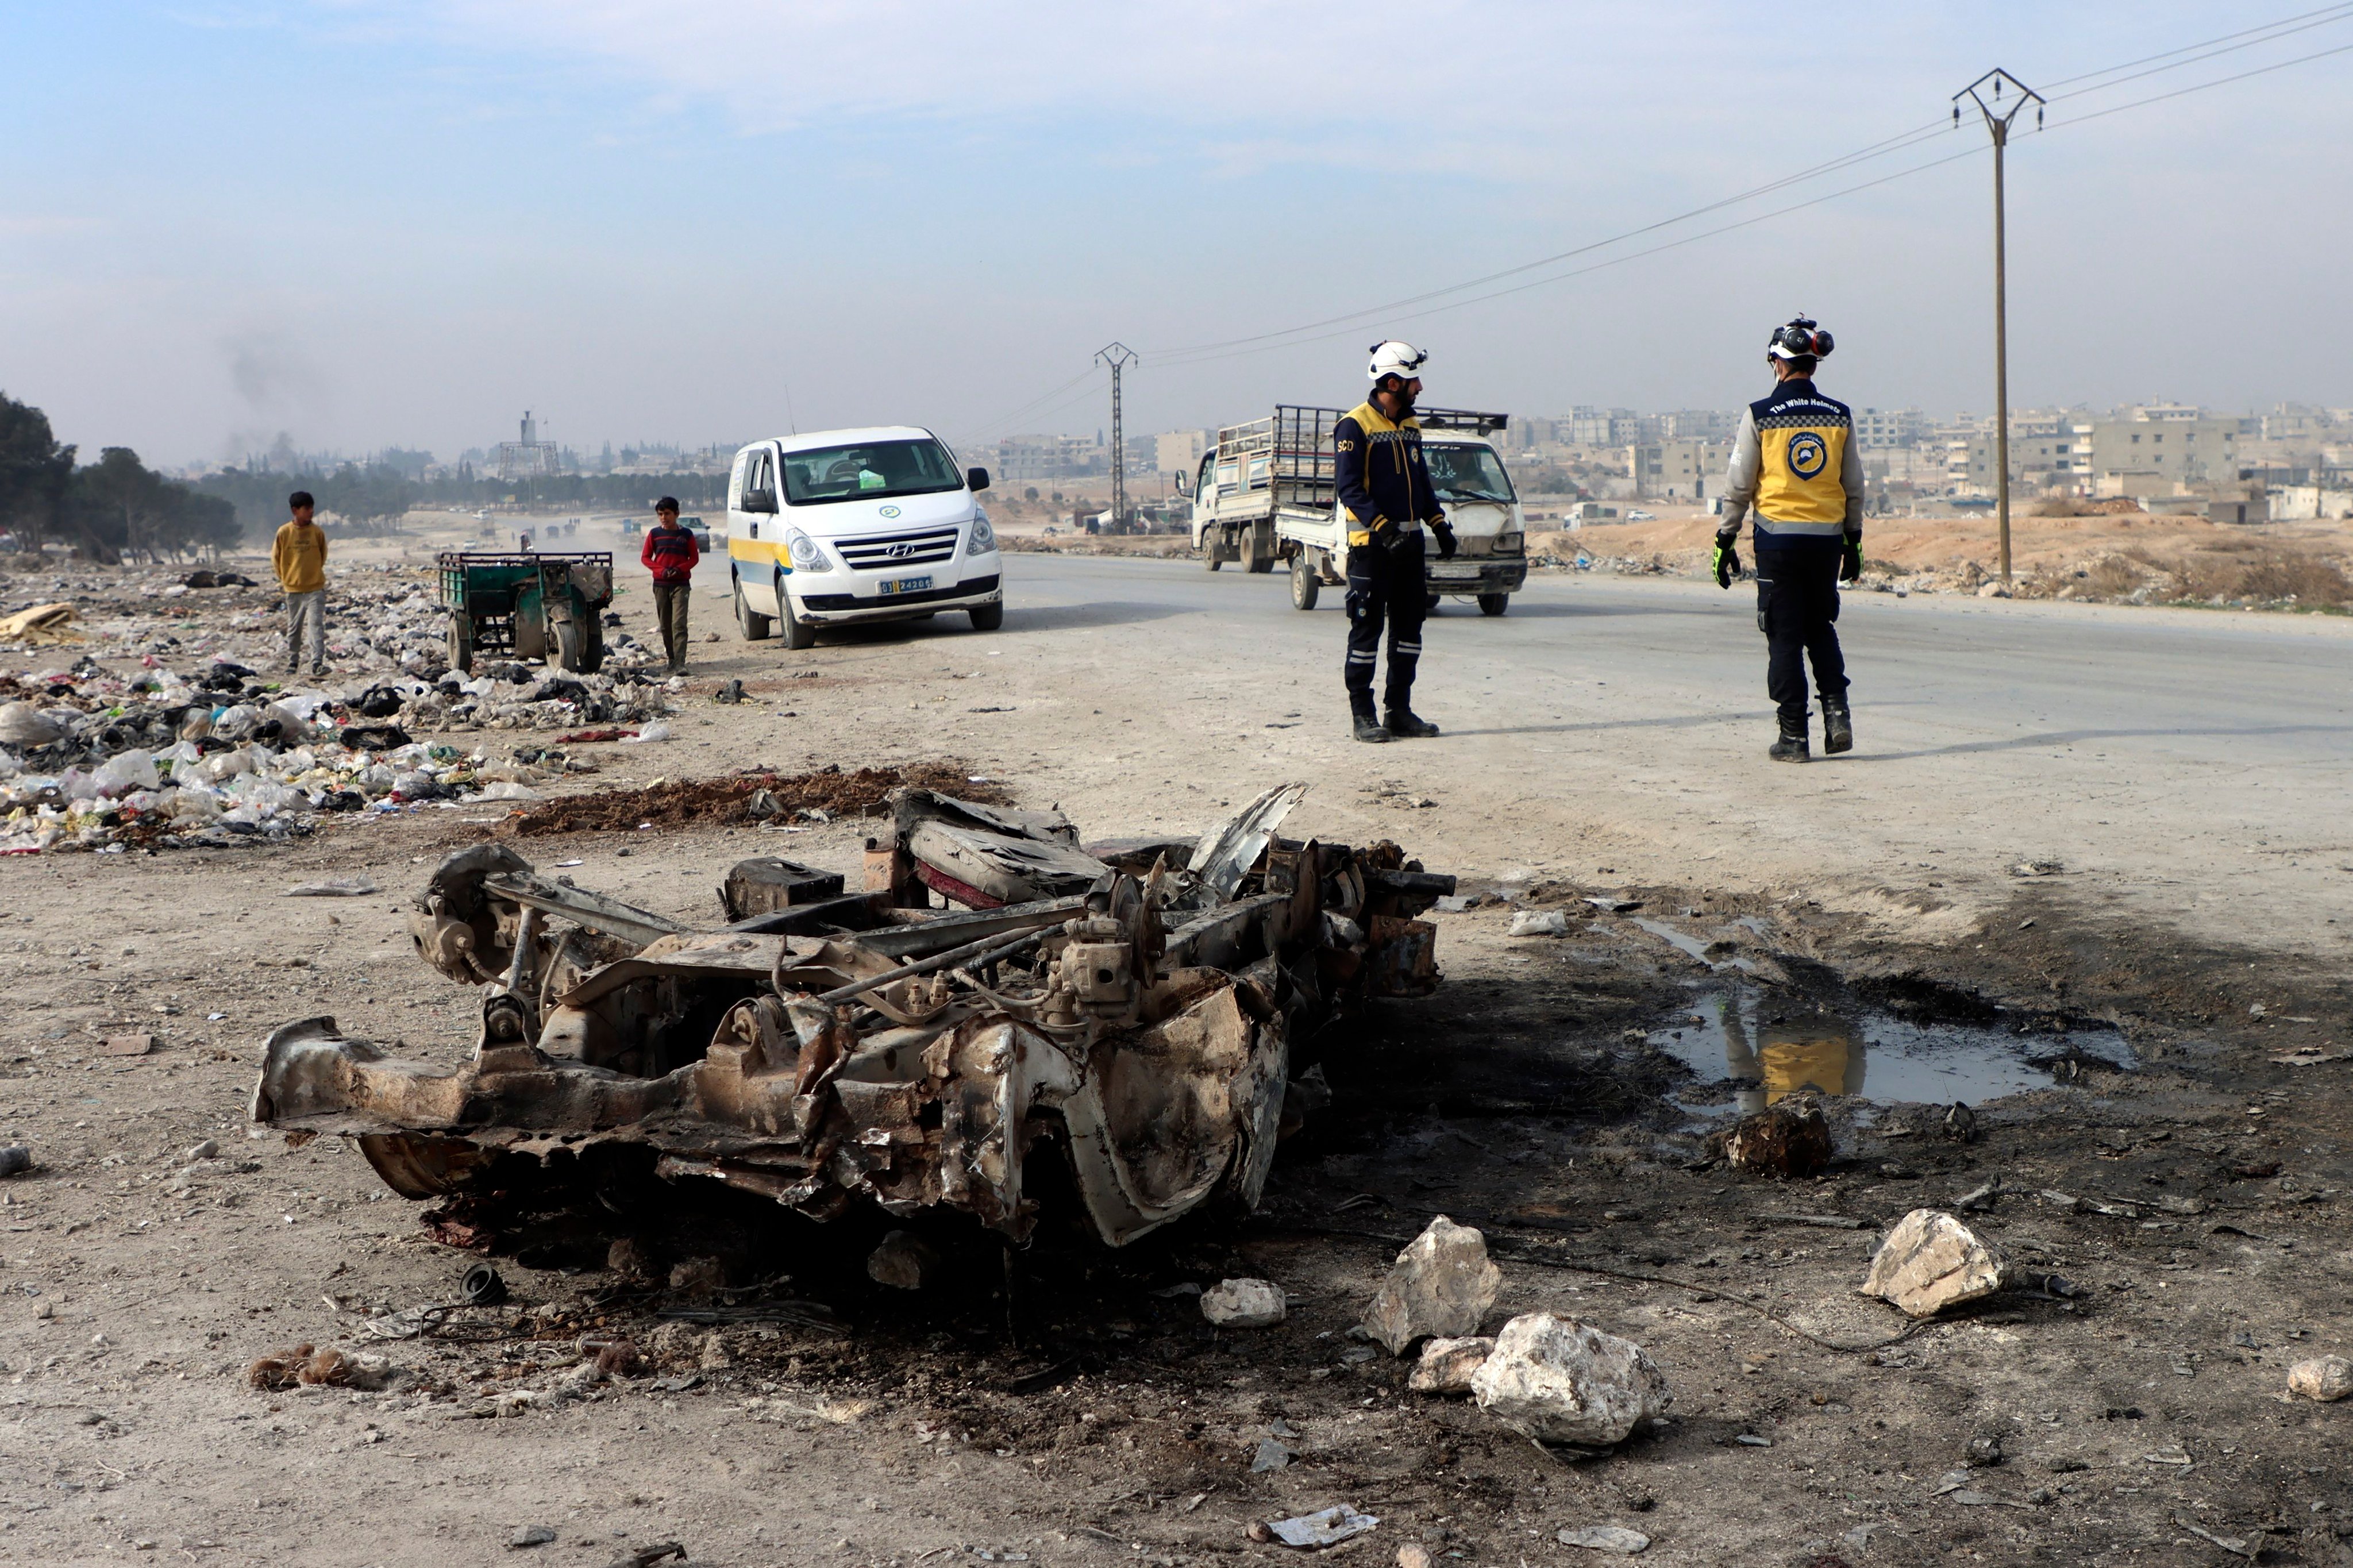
top-left (1425, 592), bottom-right (1442, 613)
top-left (447, 619), bottom-right (473, 675)
top-left (579, 615), bottom-right (606, 672)
top-left (735, 577), bottom-right (773, 641)
top-left (1291, 550), bottom-right (1320, 611)
top-left (1203, 536), bottom-right (1223, 572)
top-left (968, 601), bottom-right (1004, 632)
top-left (1242, 527), bottom-right (1276, 573)
top-left (1477, 592), bottom-right (1509, 617)
top-left (779, 581), bottom-right (818, 650)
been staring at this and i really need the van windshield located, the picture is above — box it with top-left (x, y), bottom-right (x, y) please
top-left (1425, 443), bottom-right (1515, 504)
top-left (781, 439), bottom-right (962, 506)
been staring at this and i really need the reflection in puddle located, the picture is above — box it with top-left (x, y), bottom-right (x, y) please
top-left (1652, 990), bottom-right (2120, 1115)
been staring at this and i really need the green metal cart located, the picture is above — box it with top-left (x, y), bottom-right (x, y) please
top-left (435, 551), bottom-right (614, 675)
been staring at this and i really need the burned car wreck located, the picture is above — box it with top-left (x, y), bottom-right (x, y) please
top-left (252, 784), bottom-right (1454, 1250)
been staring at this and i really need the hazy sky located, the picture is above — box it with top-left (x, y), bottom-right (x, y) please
top-left (5, 3), bottom-right (2351, 468)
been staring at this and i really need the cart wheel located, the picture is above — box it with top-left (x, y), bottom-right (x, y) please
top-left (1477, 593), bottom-right (1509, 617)
top-left (553, 618), bottom-right (579, 672)
top-left (448, 619), bottom-right (473, 675)
top-left (735, 576), bottom-right (773, 641)
top-left (577, 615), bottom-right (606, 672)
top-left (1290, 550), bottom-right (1320, 611)
top-left (779, 581), bottom-right (818, 650)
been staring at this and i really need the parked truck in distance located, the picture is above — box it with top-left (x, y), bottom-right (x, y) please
top-left (1179, 406), bottom-right (1528, 615)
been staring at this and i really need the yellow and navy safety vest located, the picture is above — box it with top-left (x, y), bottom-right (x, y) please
top-left (1750, 382), bottom-right (1853, 533)
top-left (1334, 402), bottom-right (1439, 547)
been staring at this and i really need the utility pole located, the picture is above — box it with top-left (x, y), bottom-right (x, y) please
top-left (1954, 70), bottom-right (2043, 587)
top-left (1096, 343), bottom-right (1136, 531)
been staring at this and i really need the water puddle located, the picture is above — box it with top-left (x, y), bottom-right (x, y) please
top-left (1652, 989), bottom-right (2131, 1117)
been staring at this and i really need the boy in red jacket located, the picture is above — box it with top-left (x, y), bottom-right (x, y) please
top-left (641, 497), bottom-right (699, 673)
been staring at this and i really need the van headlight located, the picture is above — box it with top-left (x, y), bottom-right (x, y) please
top-left (784, 529), bottom-right (830, 573)
top-left (1495, 530), bottom-right (1524, 553)
top-left (968, 516), bottom-right (996, 554)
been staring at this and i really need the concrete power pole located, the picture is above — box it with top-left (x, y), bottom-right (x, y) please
top-left (1954, 70), bottom-right (2043, 588)
top-left (1096, 343), bottom-right (1136, 531)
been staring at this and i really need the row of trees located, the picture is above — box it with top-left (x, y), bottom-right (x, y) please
top-left (1, 393), bottom-right (240, 563)
top-left (1, 387), bottom-right (734, 564)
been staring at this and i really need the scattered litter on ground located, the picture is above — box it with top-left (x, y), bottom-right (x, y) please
top-left (1508, 910), bottom-right (1570, 938)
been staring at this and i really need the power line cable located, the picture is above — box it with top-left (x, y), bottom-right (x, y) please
top-left (2040, 1), bottom-right (2353, 92)
top-left (963, 6), bottom-right (2353, 432)
top-left (1139, 3), bottom-right (2353, 364)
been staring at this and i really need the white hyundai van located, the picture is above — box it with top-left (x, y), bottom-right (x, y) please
top-left (725, 426), bottom-right (1003, 649)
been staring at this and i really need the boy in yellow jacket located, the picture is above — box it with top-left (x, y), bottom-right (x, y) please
top-left (271, 490), bottom-right (329, 677)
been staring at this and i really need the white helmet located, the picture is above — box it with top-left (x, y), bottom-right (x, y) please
top-left (1367, 340), bottom-right (1428, 384)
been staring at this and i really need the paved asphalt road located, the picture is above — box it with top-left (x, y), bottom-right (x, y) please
top-left (968, 550), bottom-right (2353, 961)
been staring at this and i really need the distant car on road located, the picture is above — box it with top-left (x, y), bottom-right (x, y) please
top-left (680, 515), bottom-right (713, 552)
top-left (1625, 508), bottom-right (1655, 521)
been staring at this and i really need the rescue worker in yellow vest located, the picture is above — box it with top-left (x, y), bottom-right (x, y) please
top-left (1713, 317), bottom-right (1866, 762)
top-left (1335, 341), bottom-right (1454, 743)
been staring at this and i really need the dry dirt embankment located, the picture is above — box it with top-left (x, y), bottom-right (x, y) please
top-left (1538, 512), bottom-right (2353, 609)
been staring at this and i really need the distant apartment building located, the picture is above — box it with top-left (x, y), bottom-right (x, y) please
top-left (2072, 410), bottom-right (2239, 494)
top-left (1853, 407), bottom-right (1926, 449)
top-left (1569, 406), bottom-right (1640, 446)
top-left (993, 433), bottom-right (1105, 483)
top-left (1154, 428), bottom-right (1212, 478)
top-left (1625, 438), bottom-right (1732, 500)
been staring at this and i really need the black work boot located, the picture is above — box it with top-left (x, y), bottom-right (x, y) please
top-left (1351, 700), bottom-right (1389, 743)
top-left (1769, 713), bottom-right (1810, 764)
top-left (1820, 696), bottom-right (1854, 756)
top-left (1385, 706), bottom-right (1441, 739)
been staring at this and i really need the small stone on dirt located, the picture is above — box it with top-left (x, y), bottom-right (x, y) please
top-left (1251, 1437), bottom-right (1294, 1472)
top-left (1397, 1546), bottom-right (1435, 1568)
top-left (2288, 1355), bottom-right (2353, 1402)
top-left (1859, 1209), bottom-right (2009, 1318)
top-left (866, 1230), bottom-right (940, 1291)
top-left (1201, 1278), bottom-right (1287, 1329)
top-left (509, 1525), bottom-right (557, 1548)
top-left (1407, 1335), bottom-right (1496, 1394)
top-left (1365, 1216), bottom-right (1501, 1357)
top-left (1722, 1096), bottom-right (1831, 1178)
top-left (1557, 1525), bottom-right (1650, 1554)
top-left (1470, 1312), bottom-right (1674, 1447)
top-left (666, 1257), bottom-right (725, 1297)
top-left (0, 1146), bottom-right (30, 1178)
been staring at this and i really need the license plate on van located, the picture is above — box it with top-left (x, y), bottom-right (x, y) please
top-left (879, 575), bottom-right (933, 596)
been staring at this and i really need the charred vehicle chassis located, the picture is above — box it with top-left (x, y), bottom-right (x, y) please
top-left (252, 784), bottom-right (1454, 1249)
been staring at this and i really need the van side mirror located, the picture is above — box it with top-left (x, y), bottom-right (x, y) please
top-left (966, 467), bottom-right (991, 493)
top-left (741, 488), bottom-right (777, 514)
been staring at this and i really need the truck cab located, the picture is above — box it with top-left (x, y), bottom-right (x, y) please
top-left (725, 426), bottom-right (1003, 651)
top-left (1183, 405), bottom-right (1527, 614)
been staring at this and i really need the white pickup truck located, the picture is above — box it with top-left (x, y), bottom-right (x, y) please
top-left (1180, 405), bottom-right (1528, 615)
